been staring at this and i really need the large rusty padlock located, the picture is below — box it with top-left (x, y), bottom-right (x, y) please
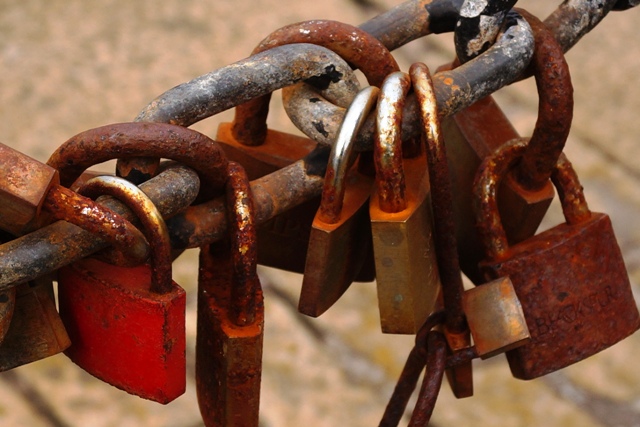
top-left (370, 71), bottom-right (440, 334)
top-left (196, 162), bottom-right (264, 427)
top-left (58, 176), bottom-right (186, 403)
top-left (474, 140), bottom-right (640, 380)
top-left (443, 12), bottom-right (571, 284)
top-left (298, 86), bottom-right (378, 317)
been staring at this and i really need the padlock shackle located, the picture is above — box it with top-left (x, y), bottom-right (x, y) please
top-left (225, 162), bottom-right (260, 327)
top-left (512, 9), bottom-right (574, 191)
top-left (318, 86), bottom-right (379, 224)
top-left (43, 185), bottom-right (150, 266)
top-left (231, 20), bottom-right (399, 147)
top-left (474, 140), bottom-right (592, 261)
top-left (374, 72), bottom-right (412, 214)
top-left (411, 62), bottom-right (468, 336)
top-left (78, 176), bottom-right (174, 295)
top-left (48, 122), bottom-right (228, 201)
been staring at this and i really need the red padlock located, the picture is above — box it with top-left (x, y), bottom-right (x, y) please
top-left (58, 175), bottom-right (186, 404)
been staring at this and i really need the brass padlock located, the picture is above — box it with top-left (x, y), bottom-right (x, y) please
top-left (443, 13), bottom-right (572, 284)
top-left (370, 71), bottom-right (440, 334)
top-left (298, 86), bottom-right (379, 317)
top-left (474, 140), bottom-right (640, 380)
top-left (196, 162), bottom-right (264, 427)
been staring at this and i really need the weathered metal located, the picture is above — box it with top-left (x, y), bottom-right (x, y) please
top-left (196, 161), bottom-right (264, 426)
top-left (475, 141), bottom-right (640, 380)
top-left (47, 122), bottom-right (228, 201)
top-left (380, 310), bottom-right (445, 427)
top-left (283, 13), bottom-right (534, 150)
top-left (454, 0), bottom-right (518, 63)
top-left (43, 185), bottom-right (150, 266)
top-left (118, 43), bottom-right (360, 182)
top-left (0, 164), bottom-right (199, 289)
top-left (411, 63), bottom-right (472, 398)
top-left (299, 87), bottom-right (378, 317)
top-left (232, 19), bottom-right (398, 147)
top-left (0, 142), bottom-right (60, 236)
top-left (369, 72), bottom-right (440, 334)
top-left (408, 331), bottom-right (447, 427)
top-left (58, 176), bottom-right (186, 403)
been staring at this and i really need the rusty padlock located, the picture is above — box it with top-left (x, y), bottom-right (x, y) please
top-left (58, 176), bottom-right (186, 403)
top-left (0, 275), bottom-right (71, 371)
top-left (196, 162), bottom-right (264, 426)
top-left (474, 140), bottom-right (640, 380)
top-left (443, 12), bottom-right (571, 284)
top-left (370, 71), bottom-right (440, 334)
top-left (298, 86), bottom-right (378, 317)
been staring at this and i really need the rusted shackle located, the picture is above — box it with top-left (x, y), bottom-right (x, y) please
top-left (232, 19), bottom-right (399, 147)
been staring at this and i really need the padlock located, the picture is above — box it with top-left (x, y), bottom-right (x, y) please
top-left (474, 140), bottom-right (640, 380)
top-left (58, 176), bottom-right (186, 403)
top-left (196, 161), bottom-right (264, 427)
top-left (370, 71), bottom-right (440, 334)
top-left (298, 86), bottom-right (378, 317)
top-left (442, 12), bottom-right (572, 284)
top-left (0, 275), bottom-right (71, 371)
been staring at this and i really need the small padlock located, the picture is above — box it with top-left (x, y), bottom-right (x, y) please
top-left (370, 71), bottom-right (440, 334)
top-left (474, 140), bottom-right (640, 380)
top-left (58, 176), bottom-right (186, 403)
top-left (0, 275), bottom-right (71, 371)
top-left (298, 86), bottom-right (378, 317)
top-left (196, 162), bottom-right (264, 427)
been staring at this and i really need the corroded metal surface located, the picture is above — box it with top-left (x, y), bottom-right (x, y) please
top-left (283, 14), bottom-right (534, 150)
top-left (118, 44), bottom-right (360, 181)
top-left (43, 185), bottom-right (150, 266)
top-left (454, 0), bottom-right (518, 63)
top-left (231, 20), bottom-right (398, 146)
top-left (475, 142), bottom-right (640, 380)
top-left (196, 161), bottom-right (264, 427)
top-left (0, 165), bottom-right (199, 289)
top-left (514, 9), bottom-right (574, 191)
top-left (48, 122), bottom-right (228, 200)
top-left (0, 143), bottom-right (60, 236)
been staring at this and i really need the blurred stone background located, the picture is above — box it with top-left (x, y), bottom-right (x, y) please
top-left (0, 0), bottom-right (639, 426)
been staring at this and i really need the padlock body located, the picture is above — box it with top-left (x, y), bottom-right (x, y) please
top-left (196, 245), bottom-right (264, 427)
top-left (480, 212), bottom-right (640, 379)
top-left (58, 258), bottom-right (186, 403)
top-left (299, 171), bottom-right (374, 317)
top-left (370, 158), bottom-right (440, 334)
top-left (0, 277), bottom-right (70, 371)
top-left (443, 96), bottom-right (554, 283)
